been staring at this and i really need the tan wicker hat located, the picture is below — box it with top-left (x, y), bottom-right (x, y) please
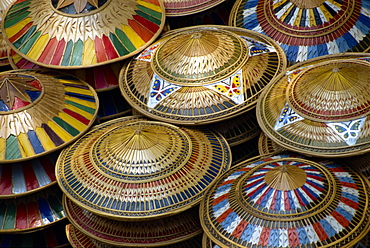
top-left (229, 0), bottom-right (370, 65)
top-left (56, 116), bottom-right (231, 220)
top-left (200, 153), bottom-right (370, 248)
top-left (120, 25), bottom-right (286, 125)
top-left (2, 0), bottom-right (165, 69)
top-left (66, 224), bottom-right (203, 248)
top-left (257, 54), bottom-right (370, 157)
top-left (64, 195), bottom-right (202, 247)
top-left (0, 69), bottom-right (98, 163)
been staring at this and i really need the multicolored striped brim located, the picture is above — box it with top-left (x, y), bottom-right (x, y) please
top-left (2, 0), bottom-right (165, 69)
top-left (0, 185), bottom-right (65, 233)
top-left (0, 69), bottom-right (98, 163)
top-left (0, 151), bottom-right (59, 198)
top-left (200, 153), bottom-right (370, 248)
top-left (230, 0), bottom-right (370, 64)
top-left (56, 117), bottom-right (231, 220)
top-left (8, 48), bottom-right (123, 91)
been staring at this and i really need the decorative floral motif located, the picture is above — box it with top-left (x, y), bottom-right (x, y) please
top-left (148, 75), bottom-right (180, 108)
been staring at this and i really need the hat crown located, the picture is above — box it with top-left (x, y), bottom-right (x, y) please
top-left (52, 0), bottom-right (108, 14)
top-left (287, 60), bottom-right (370, 122)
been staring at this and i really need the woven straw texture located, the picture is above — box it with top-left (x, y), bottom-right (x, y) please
top-left (56, 116), bottom-right (231, 220)
top-left (257, 54), bottom-right (370, 157)
top-left (66, 224), bottom-right (203, 248)
top-left (164, 0), bottom-right (226, 16)
top-left (0, 185), bottom-right (65, 233)
top-left (0, 69), bottom-right (98, 163)
top-left (2, 0), bottom-right (165, 69)
top-left (200, 153), bottom-right (370, 248)
top-left (230, 0), bottom-right (370, 64)
top-left (207, 108), bottom-right (261, 147)
top-left (258, 132), bottom-right (288, 155)
top-left (64, 195), bottom-right (202, 247)
top-left (120, 25), bottom-right (286, 125)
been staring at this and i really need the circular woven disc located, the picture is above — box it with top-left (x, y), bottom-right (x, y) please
top-left (230, 0), bottom-right (370, 64)
top-left (257, 54), bottom-right (370, 157)
top-left (0, 185), bottom-right (65, 233)
top-left (120, 25), bottom-right (286, 125)
top-left (2, 0), bottom-right (165, 69)
top-left (0, 69), bottom-right (98, 163)
top-left (64, 196), bottom-right (202, 247)
top-left (56, 116), bottom-right (231, 220)
top-left (200, 153), bottom-right (370, 248)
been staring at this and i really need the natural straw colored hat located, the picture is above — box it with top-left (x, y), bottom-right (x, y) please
top-left (120, 25), bottom-right (286, 125)
top-left (257, 54), bottom-right (370, 157)
top-left (56, 116), bottom-right (231, 220)
top-left (2, 0), bottom-right (165, 69)
top-left (0, 69), bottom-right (98, 163)
top-left (230, 0), bottom-right (370, 64)
top-left (200, 153), bottom-right (370, 248)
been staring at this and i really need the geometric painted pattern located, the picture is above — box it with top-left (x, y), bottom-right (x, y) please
top-left (201, 154), bottom-right (370, 248)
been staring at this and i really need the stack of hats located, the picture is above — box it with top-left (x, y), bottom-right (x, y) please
top-left (56, 116), bottom-right (231, 246)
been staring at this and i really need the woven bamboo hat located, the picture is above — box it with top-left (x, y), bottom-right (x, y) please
top-left (1, 0), bottom-right (165, 69)
top-left (0, 69), bottom-right (98, 163)
top-left (229, 0), bottom-right (370, 64)
top-left (66, 224), bottom-right (203, 248)
top-left (0, 185), bottom-right (65, 233)
top-left (56, 116), bottom-right (231, 220)
top-left (200, 153), bottom-right (370, 248)
top-left (258, 132), bottom-right (287, 155)
top-left (164, 0), bottom-right (226, 17)
top-left (120, 25), bottom-right (286, 125)
top-left (257, 54), bottom-right (370, 157)
top-left (64, 195), bottom-right (202, 247)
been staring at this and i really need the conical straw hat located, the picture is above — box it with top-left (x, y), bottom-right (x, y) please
top-left (200, 153), bottom-right (370, 247)
top-left (56, 116), bottom-right (231, 220)
top-left (64, 195), bottom-right (202, 247)
top-left (120, 25), bottom-right (286, 125)
top-left (257, 54), bottom-right (370, 157)
top-left (2, 0), bottom-right (165, 69)
top-left (230, 0), bottom-right (370, 64)
top-left (0, 69), bottom-right (98, 163)
top-left (164, 0), bottom-right (226, 17)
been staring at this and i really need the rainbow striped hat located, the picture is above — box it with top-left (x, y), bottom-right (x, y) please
top-left (2, 0), bottom-right (165, 69)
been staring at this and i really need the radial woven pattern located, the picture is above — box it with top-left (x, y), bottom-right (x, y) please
top-left (200, 153), bottom-right (370, 248)
top-left (120, 25), bottom-right (286, 125)
top-left (258, 132), bottom-right (287, 155)
top-left (2, 0), bottom-right (165, 69)
top-left (0, 69), bottom-right (98, 163)
top-left (0, 185), bottom-right (65, 233)
top-left (56, 116), bottom-right (231, 220)
top-left (230, 0), bottom-right (370, 64)
top-left (64, 196), bottom-right (202, 247)
top-left (257, 54), bottom-right (370, 157)
top-left (0, 33), bottom-right (9, 66)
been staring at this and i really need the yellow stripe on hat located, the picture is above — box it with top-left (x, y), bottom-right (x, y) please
top-left (18, 133), bottom-right (35, 157)
top-left (27, 33), bottom-right (50, 60)
top-left (47, 121), bottom-right (73, 142)
top-left (82, 37), bottom-right (97, 65)
top-left (5, 17), bottom-right (32, 38)
top-left (58, 112), bottom-right (87, 132)
top-left (121, 25), bottom-right (145, 48)
top-left (35, 127), bottom-right (56, 150)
